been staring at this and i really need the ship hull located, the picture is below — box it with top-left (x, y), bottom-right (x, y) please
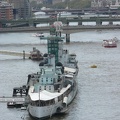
top-left (28, 104), bottom-right (60, 119)
top-left (28, 80), bottom-right (78, 119)
top-left (104, 45), bottom-right (117, 48)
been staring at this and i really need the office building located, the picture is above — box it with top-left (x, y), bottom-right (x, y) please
top-left (8, 0), bottom-right (31, 19)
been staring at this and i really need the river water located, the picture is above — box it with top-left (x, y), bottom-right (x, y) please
top-left (0, 29), bottom-right (120, 120)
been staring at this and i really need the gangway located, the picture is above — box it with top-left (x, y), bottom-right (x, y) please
top-left (0, 96), bottom-right (29, 108)
top-left (0, 97), bottom-right (25, 103)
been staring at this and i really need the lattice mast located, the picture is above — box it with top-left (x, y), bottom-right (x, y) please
top-left (47, 21), bottom-right (63, 64)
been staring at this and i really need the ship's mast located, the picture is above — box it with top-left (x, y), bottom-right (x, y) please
top-left (47, 21), bottom-right (63, 64)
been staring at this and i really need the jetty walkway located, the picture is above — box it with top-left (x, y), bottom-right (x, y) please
top-left (0, 97), bottom-right (25, 103)
top-left (0, 50), bottom-right (30, 59)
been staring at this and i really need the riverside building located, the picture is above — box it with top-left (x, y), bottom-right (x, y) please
top-left (0, 1), bottom-right (13, 20)
top-left (8, 0), bottom-right (31, 19)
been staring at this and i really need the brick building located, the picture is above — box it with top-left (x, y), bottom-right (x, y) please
top-left (0, 1), bottom-right (13, 20)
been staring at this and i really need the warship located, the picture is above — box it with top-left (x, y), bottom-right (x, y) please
top-left (27, 21), bottom-right (79, 119)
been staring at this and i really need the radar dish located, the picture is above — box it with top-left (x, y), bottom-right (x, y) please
top-left (53, 21), bottom-right (63, 31)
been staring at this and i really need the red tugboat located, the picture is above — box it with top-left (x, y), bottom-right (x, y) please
top-left (102, 39), bottom-right (117, 48)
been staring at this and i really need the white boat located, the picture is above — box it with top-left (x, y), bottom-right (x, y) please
top-left (102, 37), bottom-right (118, 48)
top-left (31, 33), bottom-right (44, 37)
top-left (27, 23), bottom-right (79, 119)
top-left (33, 11), bottom-right (50, 18)
top-left (21, 106), bottom-right (27, 110)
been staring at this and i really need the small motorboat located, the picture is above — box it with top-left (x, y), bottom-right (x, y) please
top-left (31, 32), bottom-right (44, 37)
top-left (102, 39), bottom-right (117, 48)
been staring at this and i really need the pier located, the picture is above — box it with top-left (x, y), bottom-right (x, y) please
top-left (0, 50), bottom-right (30, 59)
top-left (0, 97), bottom-right (25, 103)
top-left (0, 85), bottom-right (29, 108)
top-left (0, 97), bottom-right (28, 109)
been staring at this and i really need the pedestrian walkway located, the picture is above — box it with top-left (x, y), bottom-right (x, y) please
top-left (0, 96), bottom-right (25, 102)
top-left (0, 50), bottom-right (30, 59)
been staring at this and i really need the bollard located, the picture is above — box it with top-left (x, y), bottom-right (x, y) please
top-left (23, 50), bottom-right (25, 59)
top-left (66, 33), bottom-right (70, 43)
